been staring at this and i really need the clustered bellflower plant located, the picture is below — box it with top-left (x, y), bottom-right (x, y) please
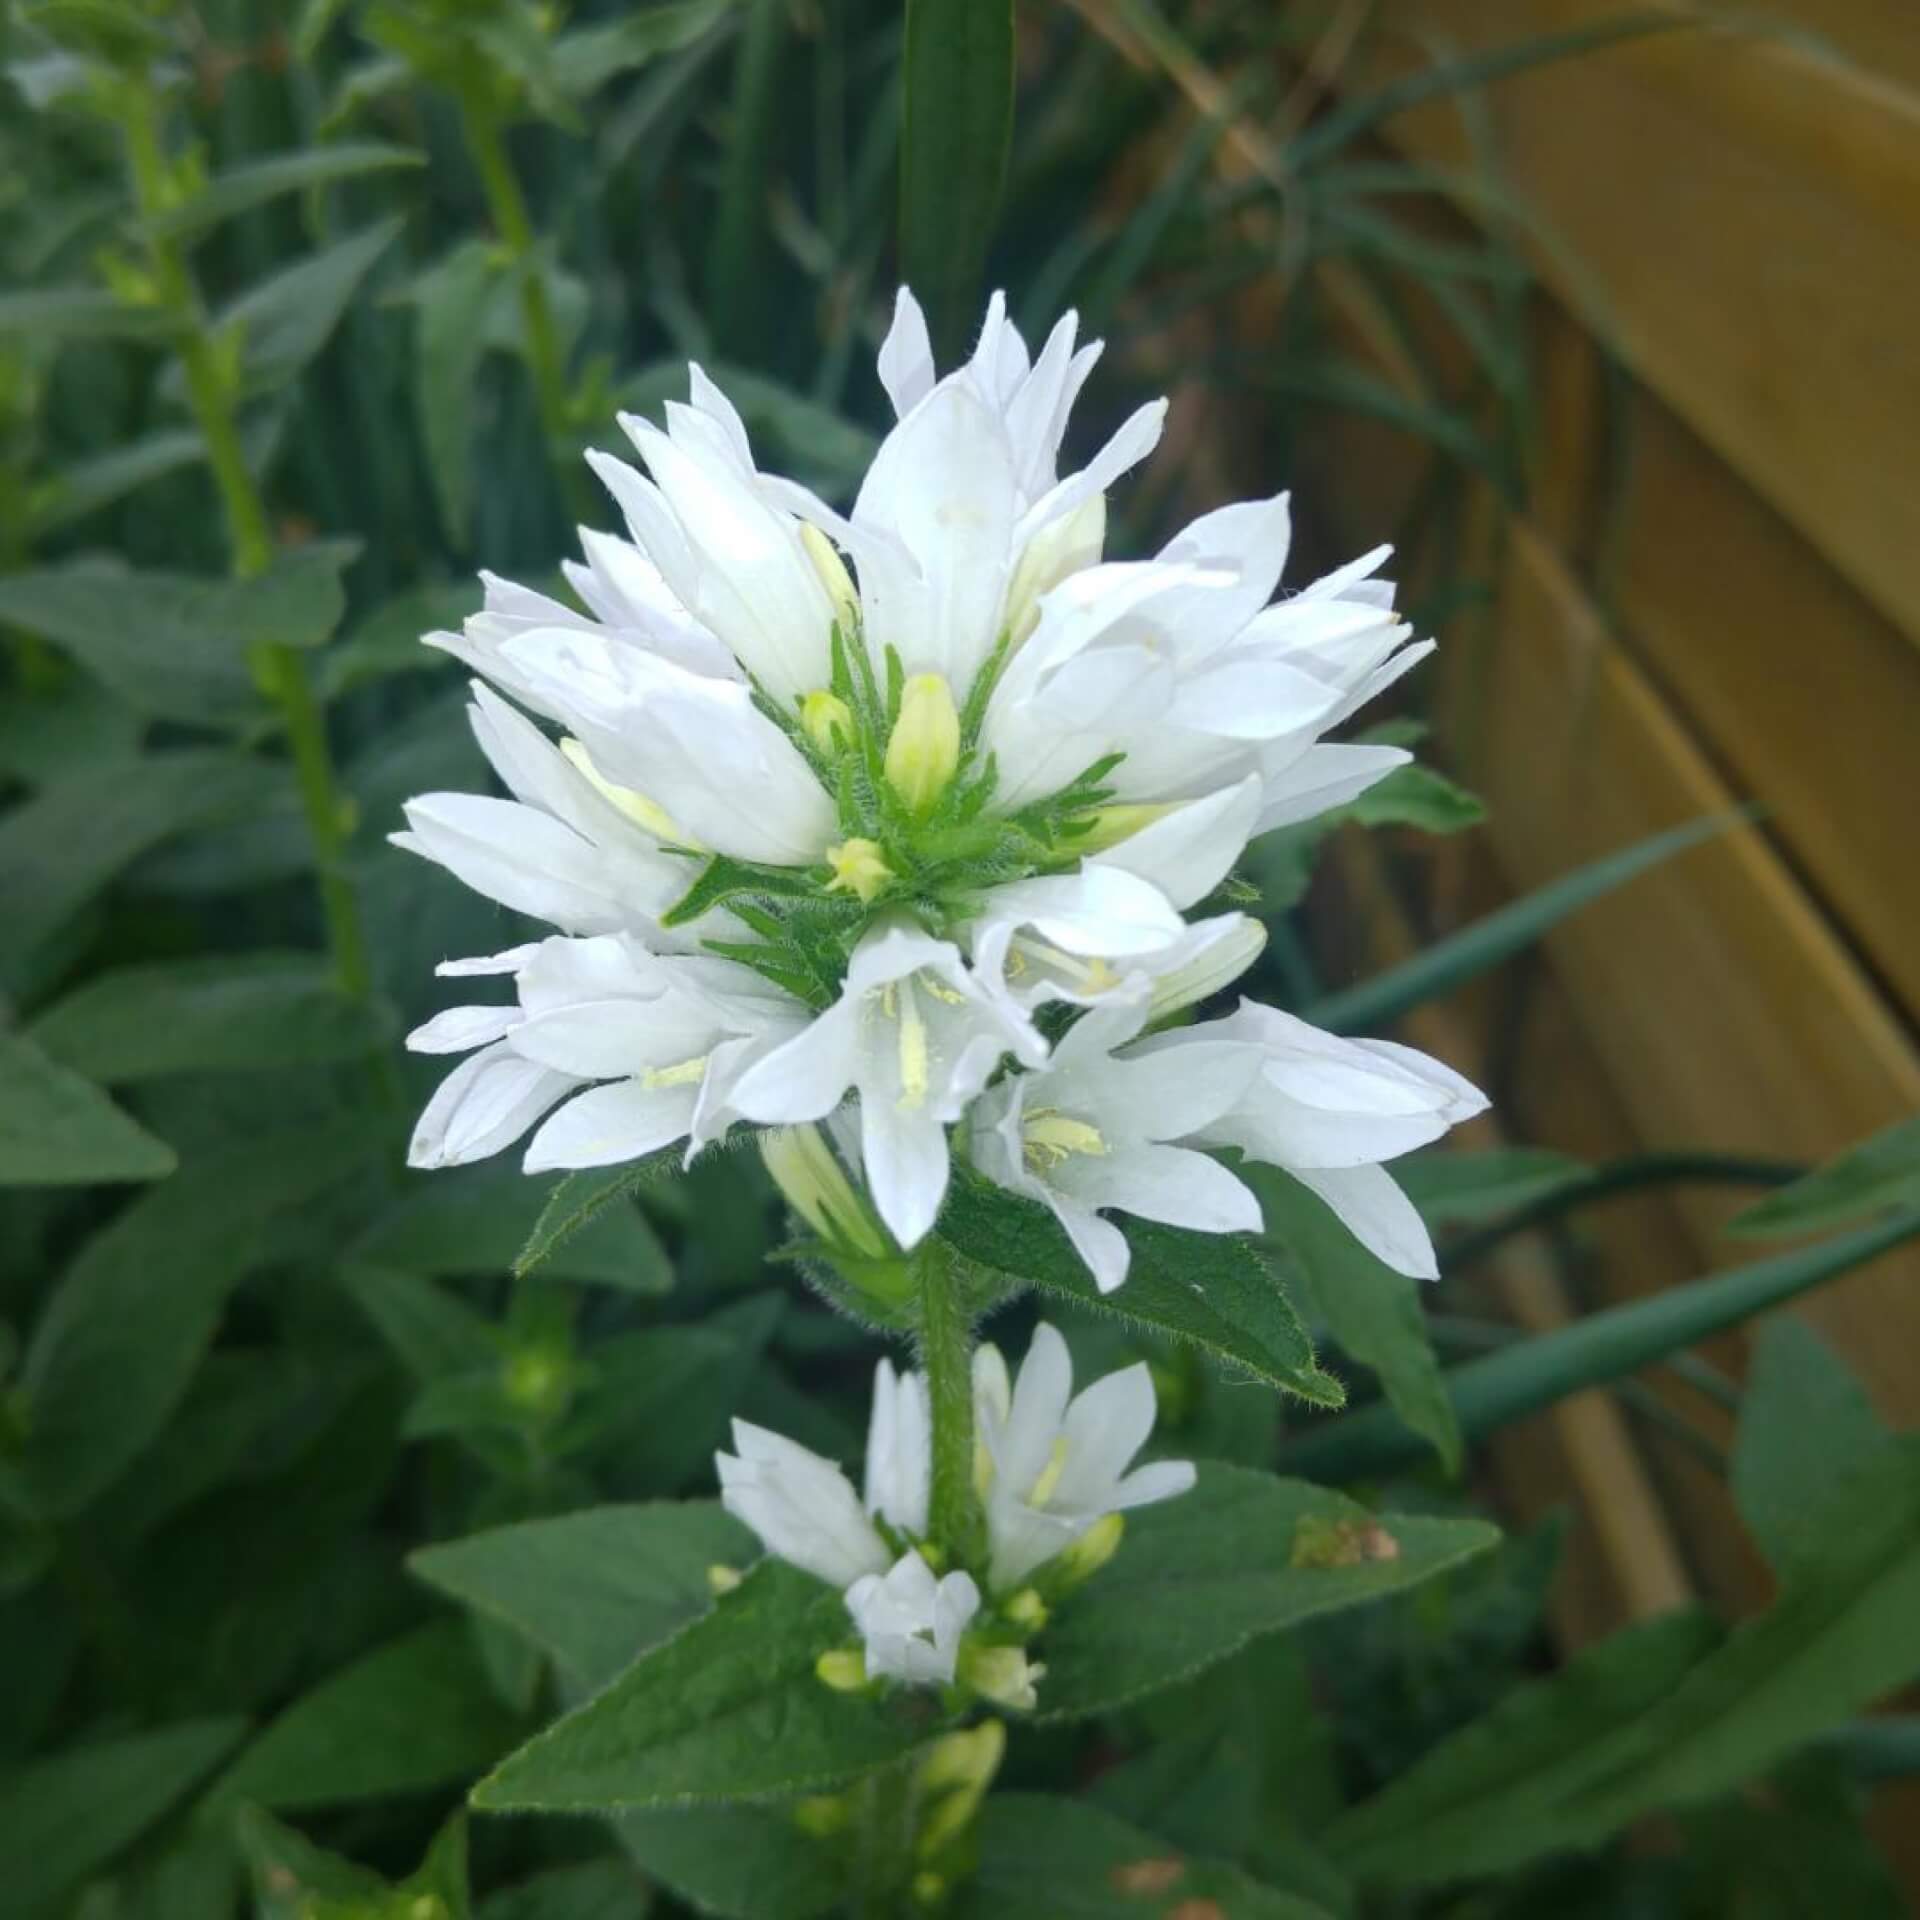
top-left (397, 287), bottom-right (1485, 1714)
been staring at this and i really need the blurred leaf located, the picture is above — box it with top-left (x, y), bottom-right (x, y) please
top-left (0, 748), bottom-right (280, 990)
top-left (705, 0), bottom-right (783, 356)
top-left (368, 1164), bottom-right (672, 1291)
top-left (18, 1122), bottom-right (380, 1514)
top-left (151, 142), bottom-right (422, 242)
top-left (27, 428), bottom-right (205, 536)
top-left (410, 1500), bottom-right (752, 1697)
top-left (1035, 1464), bottom-right (1497, 1724)
top-left (1395, 1147), bottom-right (1590, 1227)
top-left (1281, 1210), bottom-right (1920, 1484)
top-left (1347, 762), bottom-right (1486, 833)
top-left (1304, 813), bottom-right (1742, 1033)
top-left (409, 239), bottom-right (504, 545)
top-left (550, 0), bottom-right (736, 95)
top-left (900, 0), bottom-right (1013, 360)
top-left (0, 285), bottom-right (170, 340)
top-left (480, 1858), bottom-right (655, 1919)
top-left (0, 543), bottom-right (359, 722)
top-left (339, 1264), bottom-right (498, 1382)
top-left (474, 1559), bottom-right (937, 1813)
top-left (1254, 1168), bottom-right (1461, 1475)
top-left (615, 1804), bottom-right (836, 1919)
top-left (208, 1619), bottom-right (527, 1811)
top-left (957, 1794), bottom-right (1335, 1919)
top-left (941, 1170), bottom-right (1344, 1407)
top-left (319, 578), bottom-right (478, 698)
top-left (1732, 1318), bottom-right (1888, 1573)
top-left (242, 1806), bottom-right (471, 1920)
top-left (1729, 1114), bottom-right (1920, 1240)
top-left (0, 678), bottom-right (142, 786)
top-left (0, 1031), bottom-right (176, 1186)
top-left (1324, 1609), bottom-right (1723, 1885)
top-left (0, 1716), bottom-right (247, 1914)
top-left (28, 953), bottom-right (386, 1081)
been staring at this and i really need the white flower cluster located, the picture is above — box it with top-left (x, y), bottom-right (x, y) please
top-left (717, 1324), bottom-right (1186, 1703)
top-left (397, 288), bottom-right (1485, 1290)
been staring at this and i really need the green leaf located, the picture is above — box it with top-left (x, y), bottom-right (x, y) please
top-left (18, 1123), bottom-right (381, 1514)
top-left (480, 1858), bottom-right (655, 1920)
top-left (242, 1806), bottom-right (472, 1920)
top-left (1323, 1608), bottom-right (1723, 1885)
top-left (1393, 1146), bottom-right (1590, 1226)
top-left (1035, 1463), bottom-right (1499, 1722)
top-left (0, 285), bottom-right (170, 340)
top-left (28, 953), bottom-right (385, 1081)
top-left (939, 1171), bottom-right (1344, 1407)
top-left (514, 1155), bottom-right (679, 1282)
top-left (956, 1794), bottom-right (1335, 1920)
top-left (550, 0), bottom-right (736, 94)
top-left (0, 543), bottom-right (358, 722)
top-left (473, 1560), bottom-right (941, 1812)
top-left (409, 240), bottom-right (507, 545)
top-left (208, 1619), bottom-right (527, 1811)
top-left (1729, 1114), bottom-right (1920, 1239)
top-left (339, 1263), bottom-right (498, 1384)
top-left (1281, 1209), bottom-right (1920, 1483)
top-left (27, 429), bottom-right (206, 536)
top-left (1732, 1319), bottom-right (1888, 1573)
top-left (1303, 813), bottom-right (1740, 1034)
top-left (0, 1032), bottom-right (176, 1187)
top-left (320, 578), bottom-right (478, 698)
top-left (1253, 1168), bottom-right (1461, 1474)
top-left (1345, 761), bottom-right (1486, 833)
top-left (612, 1805), bottom-right (842, 1919)
top-left (410, 1501), bottom-right (753, 1697)
top-left (148, 141), bottom-right (422, 241)
top-left (0, 1717), bottom-right (248, 1913)
top-left (900, 0), bottom-right (1014, 362)
top-left (363, 1165), bottom-right (672, 1291)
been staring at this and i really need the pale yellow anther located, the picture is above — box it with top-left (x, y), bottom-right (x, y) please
top-left (1058, 1511), bottom-right (1126, 1584)
top-left (801, 522), bottom-right (860, 628)
top-left (760, 1125), bottom-right (889, 1260)
top-left (1028, 1434), bottom-right (1072, 1507)
top-left (896, 982), bottom-right (930, 1110)
top-left (561, 737), bottom-right (698, 848)
top-left (1072, 800), bottom-right (1176, 854)
top-left (1021, 1109), bottom-right (1108, 1174)
top-left (826, 837), bottom-right (894, 903)
top-left (642, 1053), bottom-right (710, 1089)
top-left (799, 688), bottom-right (856, 756)
top-left (884, 673), bottom-right (961, 816)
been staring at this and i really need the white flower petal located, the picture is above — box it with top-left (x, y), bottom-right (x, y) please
top-left (523, 1077), bottom-right (703, 1172)
top-left (405, 1005), bottom-right (520, 1055)
top-left (408, 1041), bottom-right (578, 1169)
top-left (1288, 1162), bottom-right (1439, 1280)
top-left (1091, 776), bottom-right (1261, 911)
top-left (877, 287), bottom-right (936, 417)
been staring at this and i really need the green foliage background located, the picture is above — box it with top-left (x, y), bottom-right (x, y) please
top-left (3, 2), bottom-right (1920, 1916)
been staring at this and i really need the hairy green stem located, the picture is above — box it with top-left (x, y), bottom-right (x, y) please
top-left (116, 86), bottom-right (392, 1081)
top-left (459, 102), bottom-right (590, 515)
top-left (848, 1756), bottom-right (919, 1919)
top-left (914, 1237), bottom-right (976, 1556)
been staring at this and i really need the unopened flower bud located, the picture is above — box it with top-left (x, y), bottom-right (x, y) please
top-left (792, 1794), bottom-right (852, 1837)
top-left (1057, 1512), bottom-right (1125, 1586)
top-left (1071, 801), bottom-right (1175, 854)
top-left (801, 523), bottom-right (860, 629)
top-left (920, 1719), bottom-right (1006, 1795)
top-left (815, 1648), bottom-right (868, 1692)
top-left (912, 1870), bottom-right (947, 1907)
top-left (800, 689), bottom-right (856, 756)
top-left (825, 837), bottom-right (895, 904)
top-left (884, 674), bottom-right (961, 816)
top-left (706, 1562), bottom-right (744, 1596)
top-left (759, 1125), bottom-right (888, 1261)
top-left (960, 1643), bottom-right (1043, 1711)
top-left (1003, 1587), bottom-right (1048, 1631)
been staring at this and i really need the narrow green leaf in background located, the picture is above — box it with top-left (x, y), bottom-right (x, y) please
top-left (472, 1560), bottom-right (941, 1811)
top-left (148, 142), bottom-right (424, 242)
top-left (1281, 1209), bottom-right (1920, 1483)
top-left (1034, 1464), bottom-right (1499, 1722)
top-left (409, 240), bottom-right (509, 545)
top-left (28, 953), bottom-right (387, 1081)
top-left (411, 1501), bottom-right (754, 1698)
top-left (0, 1717), bottom-right (248, 1915)
top-left (0, 1032), bottom-right (176, 1187)
top-left (0, 286), bottom-right (172, 341)
top-left (27, 429), bottom-right (206, 536)
top-left (1729, 1113), bottom-right (1920, 1240)
top-left (941, 1171), bottom-right (1345, 1407)
top-left (900, 0), bottom-right (1015, 361)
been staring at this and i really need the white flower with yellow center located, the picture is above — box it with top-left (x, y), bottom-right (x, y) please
top-left (973, 1323), bottom-right (1196, 1591)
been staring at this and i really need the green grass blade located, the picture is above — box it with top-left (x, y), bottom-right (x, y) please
top-left (1303, 812), bottom-right (1741, 1034)
top-left (1280, 1210), bottom-right (1920, 1483)
top-left (900, 0), bottom-right (1014, 360)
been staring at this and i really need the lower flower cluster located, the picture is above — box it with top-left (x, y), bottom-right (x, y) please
top-left (716, 1324), bottom-right (1187, 1709)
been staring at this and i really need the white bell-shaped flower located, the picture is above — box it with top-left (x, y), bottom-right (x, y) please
top-left (974, 1323), bottom-right (1196, 1590)
top-left (714, 1420), bottom-right (891, 1591)
top-left (844, 1550), bottom-right (981, 1688)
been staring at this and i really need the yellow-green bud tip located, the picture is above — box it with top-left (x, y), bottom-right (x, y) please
top-left (911, 1870), bottom-right (947, 1906)
top-left (884, 674), bottom-right (962, 816)
top-left (792, 1794), bottom-right (852, 1837)
top-left (801, 523), bottom-right (860, 628)
top-left (799, 689), bottom-right (856, 756)
top-left (960, 1644), bottom-right (1042, 1711)
top-left (706, 1562), bottom-right (743, 1596)
top-left (815, 1648), bottom-right (868, 1692)
top-left (1004, 1587), bottom-right (1049, 1631)
top-left (1059, 1511), bottom-right (1125, 1584)
top-left (825, 838), bottom-right (894, 904)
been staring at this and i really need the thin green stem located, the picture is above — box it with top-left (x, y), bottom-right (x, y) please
top-left (848, 1756), bottom-right (919, 1920)
top-left (115, 84), bottom-right (392, 1081)
top-left (459, 102), bottom-right (591, 516)
top-left (914, 1237), bottom-right (977, 1556)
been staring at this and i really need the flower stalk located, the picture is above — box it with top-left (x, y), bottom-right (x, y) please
top-left (114, 85), bottom-right (379, 1019)
top-left (912, 1236), bottom-right (977, 1559)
